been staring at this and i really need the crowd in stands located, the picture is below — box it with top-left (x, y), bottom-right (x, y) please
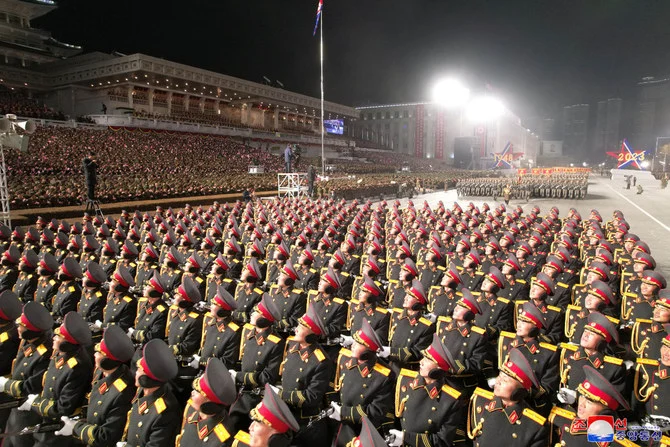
top-left (0, 89), bottom-right (66, 120)
top-left (6, 127), bottom-right (283, 209)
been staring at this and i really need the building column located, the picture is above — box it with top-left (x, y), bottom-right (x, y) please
top-left (240, 105), bottom-right (249, 125)
top-left (148, 88), bottom-right (154, 114)
top-left (167, 91), bottom-right (173, 115)
top-left (273, 109), bottom-right (279, 130)
top-left (127, 86), bottom-right (133, 108)
top-left (199, 97), bottom-right (205, 113)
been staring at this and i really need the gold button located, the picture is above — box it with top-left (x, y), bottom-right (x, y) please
top-left (512, 433), bottom-right (517, 439)
top-left (138, 422), bottom-right (143, 427)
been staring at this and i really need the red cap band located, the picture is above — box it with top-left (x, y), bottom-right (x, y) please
top-left (199, 376), bottom-right (223, 404)
top-left (257, 402), bottom-right (290, 433)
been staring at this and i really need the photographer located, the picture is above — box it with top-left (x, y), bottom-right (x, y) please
top-left (82, 152), bottom-right (98, 211)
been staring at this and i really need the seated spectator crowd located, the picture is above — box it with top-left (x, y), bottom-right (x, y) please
top-left (0, 198), bottom-right (666, 447)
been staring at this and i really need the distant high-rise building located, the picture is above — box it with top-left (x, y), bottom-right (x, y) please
top-left (594, 98), bottom-right (622, 156)
top-left (632, 76), bottom-right (670, 151)
top-left (562, 104), bottom-right (590, 158)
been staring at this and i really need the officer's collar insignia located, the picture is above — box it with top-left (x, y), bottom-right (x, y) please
top-left (506, 409), bottom-right (519, 424)
top-left (56, 357), bottom-right (65, 369)
top-left (428, 385), bottom-right (439, 399)
top-left (359, 365), bottom-right (370, 377)
top-left (138, 401), bottom-right (148, 414)
top-left (98, 381), bottom-right (108, 395)
top-left (528, 342), bottom-right (538, 354)
top-left (24, 346), bottom-right (34, 357)
top-left (660, 366), bottom-right (668, 379)
top-left (458, 325), bottom-right (470, 336)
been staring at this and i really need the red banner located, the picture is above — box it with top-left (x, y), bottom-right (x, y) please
top-left (415, 104), bottom-right (424, 158)
top-left (435, 109), bottom-right (444, 160)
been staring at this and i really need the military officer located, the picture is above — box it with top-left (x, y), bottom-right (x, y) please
top-left (634, 332), bottom-right (670, 424)
top-left (0, 290), bottom-right (22, 430)
top-left (436, 289), bottom-right (488, 397)
top-left (34, 253), bottom-right (60, 310)
top-left (98, 238), bottom-right (119, 278)
top-left (468, 348), bottom-right (549, 447)
top-left (550, 366), bottom-right (633, 447)
top-left (129, 272), bottom-right (169, 368)
top-left (161, 246), bottom-right (184, 294)
top-left (189, 285), bottom-right (241, 370)
top-left (77, 261), bottom-right (108, 325)
top-left (51, 257), bottom-right (83, 325)
top-left (54, 325), bottom-right (136, 447)
top-left (246, 384), bottom-right (299, 447)
top-left (622, 270), bottom-right (666, 324)
top-left (518, 272), bottom-right (563, 344)
top-left (120, 339), bottom-right (181, 446)
top-left (277, 306), bottom-right (331, 445)
top-left (391, 334), bottom-right (465, 447)
top-left (498, 302), bottom-right (559, 416)
top-left (348, 274), bottom-right (390, 346)
top-left (558, 311), bottom-right (625, 405)
top-left (427, 262), bottom-right (462, 318)
top-left (134, 244), bottom-right (160, 293)
top-left (176, 358), bottom-right (238, 447)
top-left (13, 249), bottom-right (38, 302)
top-left (498, 254), bottom-right (529, 302)
top-left (268, 263), bottom-right (305, 337)
top-left (0, 244), bottom-right (20, 293)
top-left (475, 266), bottom-right (513, 363)
top-left (565, 280), bottom-right (617, 345)
top-left (166, 276), bottom-right (204, 402)
top-left (631, 289), bottom-right (670, 359)
top-left (384, 280), bottom-right (434, 371)
top-left (307, 267), bottom-right (348, 358)
top-left (232, 258), bottom-right (264, 325)
top-left (418, 244), bottom-right (445, 292)
top-left (330, 319), bottom-right (395, 443)
top-left (98, 265), bottom-right (136, 333)
top-left (388, 258), bottom-right (418, 309)
top-left (205, 254), bottom-right (237, 303)
top-left (27, 312), bottom-right (94, 447)
top-left (229, 294), bottom-right (285, 432)
top-left (0, 302), bottom-right (53, 447)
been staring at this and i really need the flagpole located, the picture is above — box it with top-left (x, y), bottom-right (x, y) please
top-left (320, 7), bottom-right (325, 177)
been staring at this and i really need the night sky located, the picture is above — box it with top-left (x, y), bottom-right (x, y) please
top-left (35, 0), bottom-right (670, 119)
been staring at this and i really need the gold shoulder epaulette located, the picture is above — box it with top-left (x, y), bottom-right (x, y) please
top-left (557, 282), bottom-right (569, 288)
top-left (399, 368), bottom-right (418, 378)
top-left (548, 405), bottom-right (576, 423)
top-left (522, 408), bottom-right (546, 425)
top-left (157, 304), bottom-right (166, 312)
top-left (234, 431), bottom-right (250, 445)
top-left (67, 357), bottom-right (78, 368)
top-left (473, 387), bottom-right (494, 400)
top-left (333, 297), bottom-right (345, 304)
top-left (567, 304), bottom-right (581, 311)
top-left (539, 342), bottom-right (557, 352)
top-left (636, 358), bottom-right (659, 366)
top-left (560, 343), bottom-right (578, 352)
top-left (516, 278), bottom-right (526, 284)
top-left (123, 296), bottom-right (132, 303)
top-left (189, 312), bottom-right (199, 319)
top-left (500, 330), bottom-right (516, 339)
top-left (243, 323), bottom-right (255, 331)
top-left (229, 322), bottom-right (240, 331)
top-left (339, 348), bottom-right (352, 357)
top-left (267, 334), bottom-right (281, 344)
top-left (254, 288), bottom-right (264, 294)
top-left (604, 356), bottom-right (623, 366)
top-left (314, 349), bottom-right (325, 362)
top-left (498, 297), bottom-right (510, 304)
top-left (471, 326), bottom-right (486, 335)
top-left (547, 305), bottom-right (561, 312)
top-left (636, 318), bottom-right (653, 324)
top-left (419, 317), bottom-right (433, 326)
top-left (441, 384), bottom-right (461, 400)
top-left (373, 363), bottom-right (391, 376)
top-left (377, 307), bottom-right (388, 314)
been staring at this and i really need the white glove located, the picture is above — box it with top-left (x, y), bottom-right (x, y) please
top-left (229, 369), bottom-right (238, 380)
top-left (269, 384), bottom-right (281, 394)
top-left (126, 327), bottom-right (135, 338)
top-left (116, 443), bottom-right (127, 447)
top-left (188, 355), bottom-right (201, 369)
top-left (487, 377), bottom-right (497, 389)
top-left (425, 313), bottom-right (437, 323)
top-left (557, 387), bottom-right (577, 404)
top-left (379, 346), bottom-right (391, 358)
top-left (93, 320), bottom-right (102, 330)
top-left (624, 360), bottom-right (634, 370)
top-left (0, 376), bottom-right (8, 390)
top-left (388, 429), bottom-right (404, 447)
top-left (329, 401), bottom-right (341, 421)
top-left (18, 394), bottom-right (37, 411)
top-left (340, 335), bottom-right (354, 347)
top-left (54, 415), bottom-right (76, 436)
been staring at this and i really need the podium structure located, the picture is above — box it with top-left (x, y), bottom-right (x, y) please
top-left (278, 173), bottom-right (308, 198)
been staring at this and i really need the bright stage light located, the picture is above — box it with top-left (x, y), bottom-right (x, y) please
top-left (466, 96), bottom-right (504, 121)
top-left (432, 79), bottom-right (470, 108)
top-left (641, 160), bottom-right (650, 168)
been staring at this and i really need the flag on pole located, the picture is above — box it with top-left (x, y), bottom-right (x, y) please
top-left (313, 0), bottom-right (323, 36)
